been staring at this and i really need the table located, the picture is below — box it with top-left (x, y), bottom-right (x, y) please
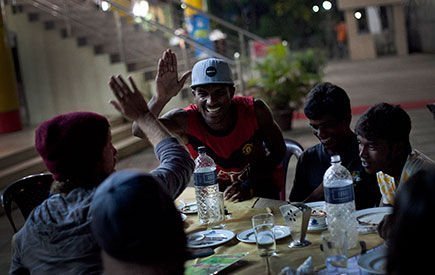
top-left (178, 187), bottom-right (384, 274)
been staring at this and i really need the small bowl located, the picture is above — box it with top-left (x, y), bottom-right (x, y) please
top-left (309, 209), bottom-right (327, 228)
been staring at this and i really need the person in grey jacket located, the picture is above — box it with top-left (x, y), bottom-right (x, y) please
top-left (9, 76), bottom-right (194, 274)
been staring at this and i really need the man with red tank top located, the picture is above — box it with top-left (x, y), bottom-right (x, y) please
top-left (128, 49), bottom-right (286, 201)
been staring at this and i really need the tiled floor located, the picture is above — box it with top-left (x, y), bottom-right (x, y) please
top-left (1, 54), bottom-right (434, 273)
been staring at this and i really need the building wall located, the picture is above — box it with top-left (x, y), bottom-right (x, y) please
top-left (416, 0), bottom-right (435, 53)
top-left (344, 11), bottom-right (376, 60)
top-left (338, 0), bottom-right (408, 60)
top-left (5, 8), bottom-right (129, 124)
top-left (5, 7), bottom-right (190, 125)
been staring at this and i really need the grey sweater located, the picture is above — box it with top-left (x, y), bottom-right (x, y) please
top-left (9, 137), bottom-right (194, 275)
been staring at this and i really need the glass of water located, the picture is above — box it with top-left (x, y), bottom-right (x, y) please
top-left (252, 213), bottom-right (276, 257)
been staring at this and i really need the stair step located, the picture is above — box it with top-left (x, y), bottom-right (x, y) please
top-left (0, 157), bottom-right (46, 191)
top-left (0, 147), bottom-right (37, 171)
top-left (115, 136), bottom-right (149, 159)
top-left (111, 123), bottom-right (132, 143)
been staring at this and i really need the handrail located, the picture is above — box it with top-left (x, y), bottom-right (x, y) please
top-left (106, 0), bottom-right (235, 65)
top-left (15, 0), bottom-right (109, 40)
top-left (173, 0), bottom-right (270, 45)
top-left (7, 0), bottom-right (256, 79)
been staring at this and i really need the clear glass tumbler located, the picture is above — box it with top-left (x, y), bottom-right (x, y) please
top-left (252, 213), bottom-right (276, 257)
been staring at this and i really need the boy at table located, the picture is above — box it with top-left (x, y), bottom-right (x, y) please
top-left (354, 102), bottom-right (435, 238)
top-left (91, 170), bottom-right (187, 275)
top-left (289, 82), bottom-right (380, 209)
top-left (386, 169), bottom-right (435, 275)
top-left (116, 49), bottom-right (286, 201)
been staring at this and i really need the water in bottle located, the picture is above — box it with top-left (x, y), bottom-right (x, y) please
top-left (194, 146), bottom-right (219, 225)
top-left (323, 155), bottom-right (358, 249)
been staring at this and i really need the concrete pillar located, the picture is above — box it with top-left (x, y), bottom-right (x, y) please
top-left (393, 4), bottom-right (408, 56)
top-left (0, 7), bottom-right (21, 133)
top-left (345, 10), bottom-right (376, 60)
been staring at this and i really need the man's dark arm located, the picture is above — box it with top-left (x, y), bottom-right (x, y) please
top-left (254, 99), bottom-right (286, 165)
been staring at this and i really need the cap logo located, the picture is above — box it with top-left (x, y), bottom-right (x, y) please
top-left (205, 66), bottom-right (217, 77)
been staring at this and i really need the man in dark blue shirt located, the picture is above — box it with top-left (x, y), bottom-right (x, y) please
top-left (289, 82), bottom-right (379, 210)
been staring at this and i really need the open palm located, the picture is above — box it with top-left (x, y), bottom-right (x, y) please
top-left (156, 49), bottom-right (191, 101)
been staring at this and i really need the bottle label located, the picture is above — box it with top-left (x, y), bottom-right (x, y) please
top-left (194, 171), bottom-right (217, 186)
top-left (324, 185), bottom-right (355, 204)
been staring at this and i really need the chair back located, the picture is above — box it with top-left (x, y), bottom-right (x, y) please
top-left (427, 103), bottom-right (435, 119)
top-left (1, 173), bottom-right (53, 233)
top-left (282, 138), bottom-right (304, 199)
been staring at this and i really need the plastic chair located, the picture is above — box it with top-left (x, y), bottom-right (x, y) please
top-left (281, 138), bottom-right (304, 199)
top-left (427, 103), bottom-right (435, 120)
top-left (1, 173), bottom-right (53, 233)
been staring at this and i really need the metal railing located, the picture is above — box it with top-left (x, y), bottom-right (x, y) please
top-left (6, 0), bottom-right (272, 89)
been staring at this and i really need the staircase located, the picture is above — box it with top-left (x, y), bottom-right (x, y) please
top-left (8, 0), bottom-right (271, 78)
top-left (0, 0), bottom-right (272, 206)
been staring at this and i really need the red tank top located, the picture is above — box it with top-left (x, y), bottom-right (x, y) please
top-left (184, 96), bottom-right (262, 188)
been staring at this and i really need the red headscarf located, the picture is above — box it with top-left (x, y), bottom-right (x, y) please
top-left (35, 112), bottom-right (110, 182)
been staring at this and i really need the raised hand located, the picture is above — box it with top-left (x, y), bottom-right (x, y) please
top-left (109, 75), bottom-right (150, 121)
top-left (155, 49), bottom-right (191, 102)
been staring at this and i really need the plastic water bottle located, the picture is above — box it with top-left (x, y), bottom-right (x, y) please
top-left (194, 146), bottom-right (219, 225)
top-left (323, 155), bottom-right (358, 249)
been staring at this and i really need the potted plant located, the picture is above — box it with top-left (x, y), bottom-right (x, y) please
top-left (247, 44), bottom-right (325, 130)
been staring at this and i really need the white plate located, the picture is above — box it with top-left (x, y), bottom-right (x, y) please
top-left (307, 224), bottom-right (327, 233)
top-left (355, 207), bottom-right (393, 225)
top-left (236, 225), bottom-right (291, 243)
top-left (187, 229), bottom-right (235, 248)
top-left (358, 246), bottom-right (387, 274)
top-left (177, 201), bottom-right (198, 214)
top-left (355, 207), bottom-right (393, 234)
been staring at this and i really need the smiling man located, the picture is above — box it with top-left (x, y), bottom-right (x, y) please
top-left (289, 82), bottom-right (380, 209)
top-left (127, 49), bottom-right (285, 201)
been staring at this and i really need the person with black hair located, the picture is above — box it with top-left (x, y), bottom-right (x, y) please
top-left (91, 170), bottom-right (187, 275)
top-left (289, 82), bottom-right (380, 210)
top-left (116, 49), bottom-right (286, 201)
top-left (386, 169), bottom-right (435, 275)
top-left (354, 102), bottom-right (435, 239)
top-left (355, 102), bottom-right (433, 187)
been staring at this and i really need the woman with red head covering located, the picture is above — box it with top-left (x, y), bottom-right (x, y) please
top-left (10, 75), bottom-right (194, 274)
top-left (10, 112), bottom-right (117, 274)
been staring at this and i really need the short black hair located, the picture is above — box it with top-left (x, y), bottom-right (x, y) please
top-left (91, 171), bottom-right (187, 271)
top-left (304, 82), bottom-right (351, 121)
top-left (355, 102), bottom-right (411, 145)
top-left (387, 169), bottom-right (435, 274)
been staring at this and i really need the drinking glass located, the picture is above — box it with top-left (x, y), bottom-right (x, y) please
top-left (206, 192), bottom-right (225, 229)
top-left (321, 230), bottom-right (348, 275)
top-left (251, 213), bottom-right (276, 257)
